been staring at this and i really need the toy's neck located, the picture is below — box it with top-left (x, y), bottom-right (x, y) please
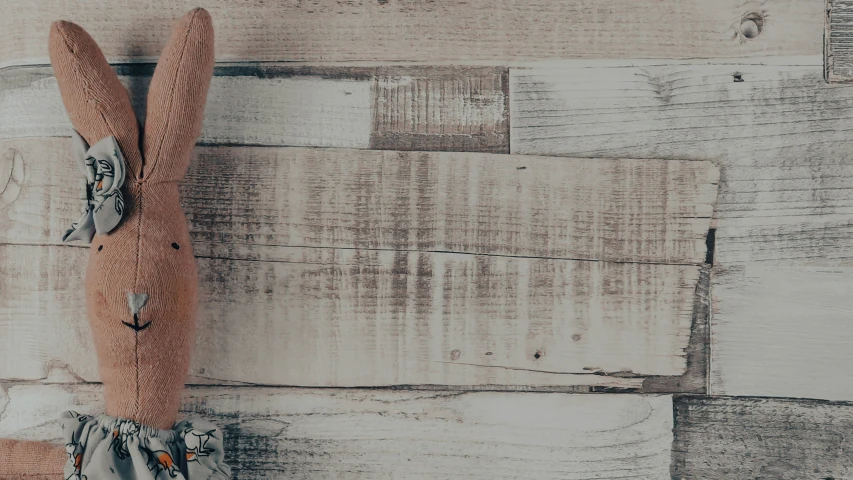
top-left (88, 181), bottom-right (198, 430)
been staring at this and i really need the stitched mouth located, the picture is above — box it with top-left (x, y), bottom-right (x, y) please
top-left (122, 313), bottom-right (151, 332)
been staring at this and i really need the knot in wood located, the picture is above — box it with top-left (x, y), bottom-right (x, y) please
top-left (739, 12), bottom-right (764, 39)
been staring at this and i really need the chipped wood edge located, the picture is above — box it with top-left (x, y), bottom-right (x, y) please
top-left (638, 264), bottom-right (711, 394)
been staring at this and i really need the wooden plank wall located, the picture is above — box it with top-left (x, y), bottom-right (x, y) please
top-left (509, 62), bottom-right (853, 402)
top-left (2, 0), bottom-right (852, 478)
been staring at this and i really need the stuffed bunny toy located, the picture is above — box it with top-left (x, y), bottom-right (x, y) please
top-left (0, 8), bottom-right (230, 479)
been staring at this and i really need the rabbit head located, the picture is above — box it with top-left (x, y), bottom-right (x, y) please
top-left (49, 9), bottom-right (214, 429)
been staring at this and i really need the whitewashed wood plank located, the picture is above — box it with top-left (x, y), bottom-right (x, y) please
top-left (0, 66), bottom-right (371, 148)
top-left (674, 396), bottom-right (853, 479)
top-left (0, 0), bottom-right (821, 68)
top-left (0, 138), bottom-right (717, 265)
top-left (510, 63), bottom-right (853, 267)
top-left (0, 243), bottom-right (699, 388)
top-left (826, 0), bottom-right (853, 82)
top-left (0, 65), bottom-right (509, 152)
top-left (710, 265), bottom-right (853, 400)
top-left (0, 385), bottom-right (674, 479)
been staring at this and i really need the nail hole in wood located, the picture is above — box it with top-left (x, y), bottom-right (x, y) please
top-left (534, 351), bottom-right (542, 359)
top-left (571, 334), bottom-right (581, 341)
top-left (739, 12), bottom-right (764, 39)
top-left (450, 349), bottom-right (461, 361)
top-left (733, 73), bottom-right (744, 82)
top-left (485, 352), bottom-right (493, 355)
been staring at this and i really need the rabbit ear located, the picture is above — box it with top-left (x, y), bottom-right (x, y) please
top-left (49, 21), bottom-right (142, 181)
top-left (142, 8), bottom-right (214, 183)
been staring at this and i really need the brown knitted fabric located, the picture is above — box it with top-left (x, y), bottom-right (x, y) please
top-left (47, 8), bottom-right (213, 430)
top-left (0, 439), bottom-right (66, 478)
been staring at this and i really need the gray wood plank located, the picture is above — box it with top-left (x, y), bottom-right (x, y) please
top-left (673, 395), bottom-right (853, 479)
top-left (1, 385), bottom-right (674, 479)
top-left (0, 139), bottom-right (717, 265)
top-left (0, 65), bottom-right (509, 153)
top-left (711, 265), bottom-right (853, 400)
top-left (826, 0), bottom-right (853, 82)
top-left (0, 243), bottom-right (699, 389)
top-left (0, 0), bottom-right (821, 68)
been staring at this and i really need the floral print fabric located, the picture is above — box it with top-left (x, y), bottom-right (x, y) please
top-left (61, 411), bottom-right (230, 480)
top-left (62, 131), bottom-right (127, 244)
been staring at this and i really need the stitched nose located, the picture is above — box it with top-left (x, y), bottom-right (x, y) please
top-left (127, 293), bottom-right (149, 315)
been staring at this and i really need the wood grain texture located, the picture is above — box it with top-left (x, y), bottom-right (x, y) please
top-left (1, 385), bottom-right (674, 479)
top-left (0, 243), bottom-right (700, 388)
top-left (711, 265), bottom-right (853, 400)
top-left (510, 63), bottom-right (853, 267)
top-left (642, 265), bottom-right (710, 394)
top-left (0, 138), bottom-right (717, 265)
top-left (370, 67), bottom-right (509, 153)
top-left (0, 65), bottom-right (508, 152)
top-left (0, 0), bottom-right (821, 68)
top-left (673, 395), bottom-right (853, 479)
top-left (826, 0), bottom-right (853, 82)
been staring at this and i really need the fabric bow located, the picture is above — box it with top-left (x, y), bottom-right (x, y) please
top-left (62, 131), bottom-right (127, 244)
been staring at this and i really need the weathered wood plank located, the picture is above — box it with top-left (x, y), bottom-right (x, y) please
top-left (673, 395), bottom-right (853, 479)
top-left (0, 0), bottom-right (821, 69)
top-left (370, 67), bottom-right (509, 153)
top-left (0, 65), bottom-right (509, 152)
top-left (826, 0), bottom-right (853, 82)
top-left (0, 138), bottom-right (717, 265)
top-left (711, 265), bottom-right (853, 400)
top-left (0, 243), bottom-right (699, 388)
top-left (1, 385), bottom-right (674, 479)
top-left (510, 63), bottom-right (853, 267)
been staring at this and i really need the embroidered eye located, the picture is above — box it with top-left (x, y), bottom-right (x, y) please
top-left (171, 243), bottom-right (180, 250)
top-left (97, 245), bottom-right (103, 252)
